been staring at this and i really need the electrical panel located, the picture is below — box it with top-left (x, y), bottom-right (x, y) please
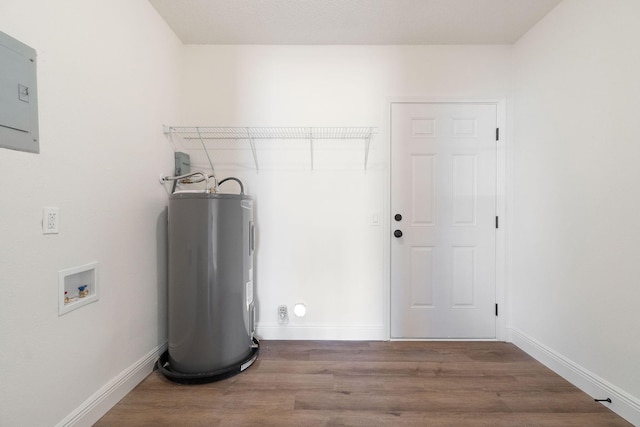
top-left (174, 151), bottom-right (190, 175)
top-left (0, 31), bottom-right (39, 153)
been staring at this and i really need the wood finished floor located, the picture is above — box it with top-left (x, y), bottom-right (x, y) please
top-left (95, 341), bottom-right (631, 426)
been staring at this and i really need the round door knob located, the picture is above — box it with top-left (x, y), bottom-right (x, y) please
top-left (394, 214), bottom-right (402, 221)
top-left (394, 230), bottom-right (403, 238)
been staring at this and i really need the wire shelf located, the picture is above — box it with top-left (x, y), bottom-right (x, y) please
top-left (165, 126), bottom-right (375, 140)
top-left (163, 126), bottom-right (377, 171)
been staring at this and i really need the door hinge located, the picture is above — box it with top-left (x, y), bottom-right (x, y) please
top-left (495, 303), bottom-right (499, 316)
top-left (496, 128), bottom-right (500, 141)
top-left (495, 216), bottom-right (499, 229)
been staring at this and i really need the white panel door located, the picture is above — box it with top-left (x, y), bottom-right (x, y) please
top-left (391, 102), bottom-right (497, 339)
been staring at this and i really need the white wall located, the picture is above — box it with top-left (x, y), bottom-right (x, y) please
top-left (510, 0), bottom-right (640, 422)
top-left (0, 1), bottom-right (180, 425)
top-left (180, 45), bottom-right (512, 339)
top-left (9, 1), bottom-right (639, 423)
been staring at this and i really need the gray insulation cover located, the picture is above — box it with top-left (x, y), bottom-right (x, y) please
top-left (168, 192), bottom-right (254, 374)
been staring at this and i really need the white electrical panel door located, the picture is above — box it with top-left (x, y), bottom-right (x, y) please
top-left (0, 31), bottom-right (39, 153)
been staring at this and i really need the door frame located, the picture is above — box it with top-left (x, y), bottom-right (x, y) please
top-left (383, 97), bottom-right (507, 341)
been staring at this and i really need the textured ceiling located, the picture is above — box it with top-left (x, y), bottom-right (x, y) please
top-left (148, 0), bottom-right (562, 45)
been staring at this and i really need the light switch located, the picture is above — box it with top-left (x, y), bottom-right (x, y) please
top-left (371, 212), bottom-right (380, 226)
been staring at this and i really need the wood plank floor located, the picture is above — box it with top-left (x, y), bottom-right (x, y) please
top-left (95, 341), bottom-right (631, 426)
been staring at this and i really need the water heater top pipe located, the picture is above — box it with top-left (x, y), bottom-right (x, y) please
top-left (161, 171), bottom-right (214, 193)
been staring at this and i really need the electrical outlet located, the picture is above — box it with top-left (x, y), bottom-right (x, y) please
top-left (278, 305), bottom-right (288, 324)
top-left (43, 207), bottom-right (59, 234)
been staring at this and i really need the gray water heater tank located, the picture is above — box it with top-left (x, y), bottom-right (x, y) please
top-left (159, 191), bottom-right (257, 383)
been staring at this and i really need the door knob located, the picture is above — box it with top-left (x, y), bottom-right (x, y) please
top-left (394, 214), bottom-right (402, 221)
top-left (394, 230), bottom-right (403, 238)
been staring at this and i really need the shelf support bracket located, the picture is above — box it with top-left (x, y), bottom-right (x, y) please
top-left (197, 127), bottom-right (216, 175)
top-left (308, 128), bottom-right (314, 171)
top-left (163, 125), bottom-right (178, 152)
top-left (364, 134), bottom-right (372, 171)
top-left (246, 128), bottom-right (259, 172)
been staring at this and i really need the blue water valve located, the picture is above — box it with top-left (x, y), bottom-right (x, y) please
top-left (78, 285), bottom-right (89, 298)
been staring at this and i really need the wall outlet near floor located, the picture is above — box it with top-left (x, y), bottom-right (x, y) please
top-left (278, 305), bottom-right (289, 324)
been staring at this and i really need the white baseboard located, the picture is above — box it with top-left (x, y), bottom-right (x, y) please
top-left (55, 342), bottom-right (167, 427)
top-left (256, 324), bottom-right (385, 341)
top-left (509, 327), bottom-right (640, 426)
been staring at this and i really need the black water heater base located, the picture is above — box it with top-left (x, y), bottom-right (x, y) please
top-left (157, 338), bottom-right (259, 384)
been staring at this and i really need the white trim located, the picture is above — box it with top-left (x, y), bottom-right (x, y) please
top-left (510, 328), bottom-right (640, 426)
top-left (384, 97), bottom-right (508, 341)
top-left (494, 99), bottom-right (507, 342)
top-left (257, 324), bottom-right (385, 341)
top-left (381, 97), bottom-right (392, 341)
top-left (55, 342), bottom-right (167, 427)
top-left (391, 338), bottom-right (499, 342)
